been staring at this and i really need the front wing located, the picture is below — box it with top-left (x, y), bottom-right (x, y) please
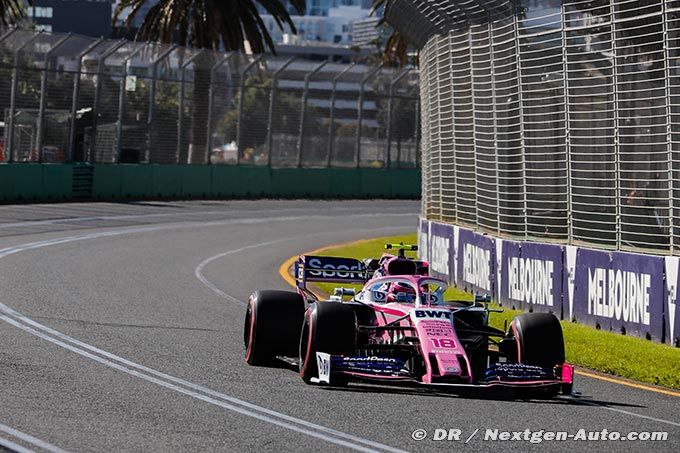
top-left (312, 352), bottom-right (574, 390)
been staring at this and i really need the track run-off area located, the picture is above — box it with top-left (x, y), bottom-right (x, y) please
top-left (0, 200), bottom-right (678, 452)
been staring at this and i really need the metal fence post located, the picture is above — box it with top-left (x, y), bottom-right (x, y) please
top-left (436, 36), bottom-right (444, 222)
top-left (514, 8), bottom-right (528, 241)
top-left (0, 27), bottom-right (17, 160)
top-left (68, 37), bottom-right (103, 162)
top-left (147, 44), bottom-right (178, 162)
top-left (609, 0), bottom-right (621, 250)
top-left (297, 61), bottom-right (327, 168)
top-left (414, 92), bottom-right (420, 169)
top-left (0, 27), bottom-right (17, 43)
top-left (468, 29), bottom-right (479, 227)
top-left (386, 67), bottom-right (412, 169)
top-left (489, 21), bottom-right (500, 235)
top-left (560, 3), bottom-right (573, 245)
top-left (90, 39), bottom-right (126, 163)
top-left (7, 32), bottom-right (41, 162)
top-left (205, 52), bottom-right (234, 164)
top-left (355, 64), bottom-right (382, 168)
top-left (326, 63), bottom-right (356, 168)
top-left (176, 49), bottom-right (206, 163)
top-left (662, 1), bottom-right (675, 253)
top-left (36, 33), bottom-right (71, 163)
top-left (235, 55), bottom-right (262, 165)
top-left (116, 44), bottom-right (147, 163)
top-left (267, 57), bottom-right (296, 167)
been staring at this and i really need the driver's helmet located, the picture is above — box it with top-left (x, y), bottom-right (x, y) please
top-left (385, 281), bottom-right (417, 303)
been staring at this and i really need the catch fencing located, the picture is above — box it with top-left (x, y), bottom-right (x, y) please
top-left (0, 29), bottom-right (419, 169)
top-left (389, 0), bottom-right (680, 255)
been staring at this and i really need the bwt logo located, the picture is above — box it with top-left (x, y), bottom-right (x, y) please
top-left (430, 236), bottom-right (449, 276)
top-left (507, 257), bottom-right (554, 305)
top-left (414, 310), bottom-right (452, 320)
top-left (307, 258), bottom-right (362, 279)
top-left (463, 244), bottom-right (491, 291)
top-left (587, 268), bottom-right (651, 325)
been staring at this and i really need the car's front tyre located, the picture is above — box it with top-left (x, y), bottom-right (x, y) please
top-left (509, 313), bottom-right (567, 398)
top-left (299, 302), bottom-right (356, 385)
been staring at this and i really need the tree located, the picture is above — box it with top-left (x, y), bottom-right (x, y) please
top-left (0, 0), bottom-right (29, 27)
top-left (215, 73), bottom-right (321, 160)
top-left (113, 0), bottom-right (306, 162)
top-left (114, 0), bottom-right (306, 53)
top-left (371, 0), bottom-right (414, 67)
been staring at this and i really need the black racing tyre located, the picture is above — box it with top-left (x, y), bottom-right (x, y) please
top-left (244, 290), bottom-right (305, 366)
top-left (299, 302), bottom-right (357, 385)
top-left (509, 313), bottom-right (565, 368)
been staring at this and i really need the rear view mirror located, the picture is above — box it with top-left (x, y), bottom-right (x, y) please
top-left (333, 287), bottom-right (356, 297)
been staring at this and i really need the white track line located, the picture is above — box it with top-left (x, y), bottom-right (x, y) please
top-left (0, 423), bottom-right (68, 453)
top-left (194, 238), bottom-right (289, 306)
top-left (577, 401), bottom-right (680, 428)
top-left (0, 315), bottom-right (397, 453)
top-left (194, 225), bottom-right (408, 306)
top-left (192, 235), bottom-right (680, 431)
top-left (0, 206), bottom-right (406, 230)
top-left (0, 216), bottom-right (412, 453)
top-left (0, 437), bottom-right (35, 453)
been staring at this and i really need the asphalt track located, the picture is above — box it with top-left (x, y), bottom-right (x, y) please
top-left (0, 200), bottom-right (678, 453)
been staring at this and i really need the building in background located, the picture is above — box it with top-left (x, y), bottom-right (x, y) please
top-left (29, 0), bottom-right (112, 37)
top-left (258, 0), bottom-right (380, 46)
top-left (351, 16), bottom-right (381, 47)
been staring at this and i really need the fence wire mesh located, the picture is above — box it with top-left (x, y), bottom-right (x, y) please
top-left (0, 29), bottom-right (419, 170)
top-left (414, 0), bottom-right (680, 254)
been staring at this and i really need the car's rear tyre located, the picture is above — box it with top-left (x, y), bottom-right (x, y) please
top-left (509, 313), bottom-right (565, 368)
top-left (244, 290), bottom-right (305, 366)
top-left (299, 302), bottom-right (356, 385)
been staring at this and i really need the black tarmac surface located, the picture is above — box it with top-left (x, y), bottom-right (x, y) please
top-left (0, 200), bottom-right (677, 452)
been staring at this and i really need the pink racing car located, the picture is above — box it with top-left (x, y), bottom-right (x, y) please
top-left (244, 244), bottom-right (573, 397)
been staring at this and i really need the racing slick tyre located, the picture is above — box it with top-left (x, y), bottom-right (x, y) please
top-left (510, 313), bottom-right (565, 367)
top-left (244, 290), bottom-right (305, 366)
top-left (509, 313), bottom-right (567, 398)
top-left (299, 302), bottom-right (356, 385)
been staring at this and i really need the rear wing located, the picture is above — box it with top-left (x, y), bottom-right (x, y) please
top-left (295, 255), bottom-right (369, 299)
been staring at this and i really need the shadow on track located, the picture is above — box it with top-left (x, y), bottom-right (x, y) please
top-left (315, 382), bottom-right (645, 409)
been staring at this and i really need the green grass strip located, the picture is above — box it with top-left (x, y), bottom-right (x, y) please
top-left (314, 233), bottom-right (680, 390)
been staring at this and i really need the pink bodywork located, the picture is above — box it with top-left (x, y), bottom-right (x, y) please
top-left (347, 272), bottom-right (574, 388)
top-left (357, 274), bottom-right (473, 384)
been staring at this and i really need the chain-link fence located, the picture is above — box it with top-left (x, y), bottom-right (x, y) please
top-left (0, 29), bottom-right (420, 169)
top-left (397, 0), bottom-right (680, 254)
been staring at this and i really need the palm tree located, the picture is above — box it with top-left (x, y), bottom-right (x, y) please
top-left (0, 0), bottom-right (29, 27)
top-left (113, 0), bottom-right (306, 162)
top-left (113, 0), bottom-right (306, 53)
top-left (371, 0), bottom-right (412, 67)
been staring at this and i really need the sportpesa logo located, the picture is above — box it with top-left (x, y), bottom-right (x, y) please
top-left (340, 356), bottom-right (399, 363)
top-left (306, 257), bottom-right (364, 279)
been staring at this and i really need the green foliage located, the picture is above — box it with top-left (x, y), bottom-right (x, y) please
top-left (0, 0), bottom-right (29, 27)
top-left (215, 73), bottom-right (321, 150)
top-left (114, 0), bottom-right (306, 53)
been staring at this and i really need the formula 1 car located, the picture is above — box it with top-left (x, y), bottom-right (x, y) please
top-left (244, 244), bottom-right (573, 396)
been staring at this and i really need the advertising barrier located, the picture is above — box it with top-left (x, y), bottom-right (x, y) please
top-left (420, 218), bottom-right (672, 344)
